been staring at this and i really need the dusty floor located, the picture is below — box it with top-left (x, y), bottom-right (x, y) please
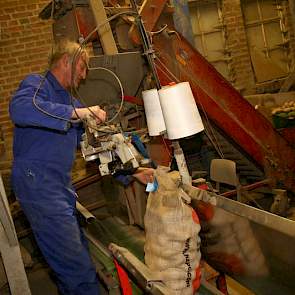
top-left (1, 263), bottom-right (108, 295)
top-left (0, 264), bottom-right (58, 295)
top-left (27, 266), bottom-right (59, 295)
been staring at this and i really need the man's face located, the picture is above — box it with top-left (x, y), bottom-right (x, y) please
top-left (66, 53), bottom-right (88, 88)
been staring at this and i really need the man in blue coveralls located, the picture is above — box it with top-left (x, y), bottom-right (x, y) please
top-left (9, 40), bottom-right (108, 295)
top-left (10, 39), bottom-right (155, 294)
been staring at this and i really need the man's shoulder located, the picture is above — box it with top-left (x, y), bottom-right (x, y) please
top-left (13, 73), bottom-right (48, 95)
top-left (21, 73), bottom-right (46, 86)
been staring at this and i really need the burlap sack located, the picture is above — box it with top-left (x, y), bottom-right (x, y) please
top-left (144, 167), bottom-right (201, 294)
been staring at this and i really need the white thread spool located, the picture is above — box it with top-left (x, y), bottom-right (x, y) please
top-left (142, 89), bottom-right (166, 136)
top-left (158, 82), bottom-right (204, 140)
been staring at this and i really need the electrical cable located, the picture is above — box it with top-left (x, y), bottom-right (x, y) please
top-left (31, 1), bottom-right (80, 124)
top-left (50, 0), bottom-right (55, 57)
top-left (69, 39), bottom-right (124, 126)
top-left (150, 24), bottom-right (168, 36)
top-left (31, 10), bottom-right (136, 129)
top-left (75, 66), bottom-right (124, 124)
top-left (31, 8), bottom-right (158, 138)
top-left (82, 11), bottom-right (137, 45)
top-left (68, 10), bottom-right (139, 128)
top-left (31, 71), bottom-right (81, 123)
top-left (133, 74), bottom-right (146, 97)
top-left (31, 72), bottom-right (63, 121)
top-left (69, 45), bottom-right (85, 121)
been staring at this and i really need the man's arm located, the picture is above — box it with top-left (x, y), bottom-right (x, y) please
top-left (114, 168), bottom-right (155, 186)
top-left (9, 75), bottom-right (74, 131)
top-left (72, 106), bottom-right (106, 124)
top-left (132, 168), bottom-right (155, 185)
top-left (9, 75), bottom-right (106, 131)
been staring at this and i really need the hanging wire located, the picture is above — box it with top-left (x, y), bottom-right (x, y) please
top-left (83, 11), bottom-right (137, 45)
top-left (74, 66), bottom-right (124, 124)
top-left (31, 71), bottom-right (80, 123)
top-left (31, 10), bottom-right (138, 131)
top-left (150, 24), bottom-right (168, 36)
top-left (31, 2), bottom-right (80, 124)
top-left (69, 5), bottom-right (224, 158)
top-left (69, 10), bottom-right (139, 130)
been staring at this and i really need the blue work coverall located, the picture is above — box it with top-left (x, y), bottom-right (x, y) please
top-left (9, 71), bottom-right (99, 295)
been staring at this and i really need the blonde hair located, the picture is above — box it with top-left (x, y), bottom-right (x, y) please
top-left (49, 39), bottom-right (88, 68)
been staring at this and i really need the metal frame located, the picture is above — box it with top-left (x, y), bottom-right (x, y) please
top-left (0, 174), bottom-right (31, 295)
top-left (242, 0), bottom-right (291, 78)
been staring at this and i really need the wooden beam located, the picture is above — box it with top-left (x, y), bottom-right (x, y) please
top-left (89, 0), bottom-right (118, 55)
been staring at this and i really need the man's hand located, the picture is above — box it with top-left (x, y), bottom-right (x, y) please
top-left (132, 168), bottom-right (155, 185)
top-left (88, 106), bottom-right (106, 124)
top-left (72, 106), bottom-right (106, 124)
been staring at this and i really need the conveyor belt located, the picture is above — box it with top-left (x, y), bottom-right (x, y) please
top-left (86, 215), bottom-right (221, 295)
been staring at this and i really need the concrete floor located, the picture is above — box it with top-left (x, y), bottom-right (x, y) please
top-left (0, 264), bottom-right (59, 295)
top-left (1, 264), bottom-right (108, 295)
top-left (27, 266), bottom-right (59, 295)
top-left (27, 267), bottom-right (108, 295)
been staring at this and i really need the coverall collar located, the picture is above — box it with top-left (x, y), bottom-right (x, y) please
top-left (46, 71), bottom-right (68, 92)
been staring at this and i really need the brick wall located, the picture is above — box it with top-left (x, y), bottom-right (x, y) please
top-left (284, 0), bottom-right (295, 72)
top-left (0, 0), bottom-right (52, 194)
top-left (222, 0), bottom-right (295, 95)
top-left (222, 0), bottom-right (257, 95)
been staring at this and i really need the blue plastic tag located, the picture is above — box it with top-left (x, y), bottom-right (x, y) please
top-left (146, 178), bottom-right (158, 192)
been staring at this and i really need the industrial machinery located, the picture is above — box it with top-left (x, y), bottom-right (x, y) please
top-left (34, 0), bottom-right (295, 294)
top-left (40, 0), bottom-right (295, 192)
top-left (80, 117), bottom-right (144, 176)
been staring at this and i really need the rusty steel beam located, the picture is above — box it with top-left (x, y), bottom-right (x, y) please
top-left (220, 179), bottom-right (271, 198)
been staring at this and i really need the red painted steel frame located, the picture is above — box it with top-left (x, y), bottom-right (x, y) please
top-left (153, 33), bottom-right (295, 192)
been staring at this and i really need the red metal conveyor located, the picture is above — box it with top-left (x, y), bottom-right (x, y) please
top-left (152, 32), bottom-right (295, 193)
